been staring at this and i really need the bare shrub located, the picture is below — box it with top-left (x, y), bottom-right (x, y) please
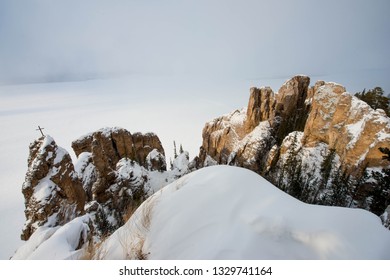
top-left (122, 199), bottom-right (143, 224)
top-left (118, 197), bottom-right (157, 259)
top-left (79, 237), bottom-right (108, 260)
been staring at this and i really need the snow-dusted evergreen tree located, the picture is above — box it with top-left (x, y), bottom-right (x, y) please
top-left (288, 160), bottom-right (303, 199)
top-left (369, 148), bottom-right (390, 215)
top-left (284, 133), bottom-right (300, 181)
top-left (309, 148), bottom-right (338, 204)
top-left (355, 87), bottom-right (390, 116)
top-left (279, 133), bottom-right (314, 201)
top-left (169, 158), bottom-right (174, 170)
top-left (320, 148), bottom-right (336, 187)
top-left (348, 167), bottom-right (370, 208)
top-left (95, 207), bottom-right (115, 237)
top-left (173, 141), bottom-right (178, 159)
top-left (329, 170), bottom-right (350, 207)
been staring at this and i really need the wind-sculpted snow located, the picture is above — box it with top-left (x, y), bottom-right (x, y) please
top-left (12, 215), bottom-right (90, 260)
top-left (101, 166), bottom-right (390, 260)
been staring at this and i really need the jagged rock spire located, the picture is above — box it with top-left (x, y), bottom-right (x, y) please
top-left (21, 135), bottom-right (85, 240)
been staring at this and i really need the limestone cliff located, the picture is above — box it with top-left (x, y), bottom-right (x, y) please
top-left (199, 75), bottom-right (390, 174)
top-left (303, 82), bottom-right (390, 173)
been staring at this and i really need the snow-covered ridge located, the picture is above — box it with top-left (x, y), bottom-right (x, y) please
top-left (12, 215), bottom-right (90, 260)
top-left (73, 126), bottom-right (126, 142)
top-left (14, 166), bottom-right (390, 259)
top-left (98, 166), bottom-right (390, 259)
top-left (73, 126), bottom-right (160, 143)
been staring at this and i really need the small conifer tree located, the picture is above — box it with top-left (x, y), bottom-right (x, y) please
top-left (321, 148), bottom-right (336, 186)
top-left (368, 147), bottom-right (390, 215)
top-left (329, 170), bottom-right (350, 207)
top-left (355, 87), bottom-right (389, 116)
top-left (179, 144), bottom-right (184, 154)
top-left (173, 141), bottom-right (178, 159)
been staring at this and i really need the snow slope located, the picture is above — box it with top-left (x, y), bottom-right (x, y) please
top-left (12, 215), bottom-right (90, 260)
top-left (101, 166), bottom-right (390, 260)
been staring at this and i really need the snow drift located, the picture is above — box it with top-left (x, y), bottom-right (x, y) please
top-left (12, 215), bottom-right (90, 260)
top-left (101, 166), bottom-right (390, 260)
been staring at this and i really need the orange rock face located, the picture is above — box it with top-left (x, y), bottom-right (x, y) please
top-left (304, 82), bottom-right (390, 173)
top-left (199, 75), bottom-right (390, 175)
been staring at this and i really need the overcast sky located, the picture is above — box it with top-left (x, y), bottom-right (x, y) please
top-left (0, 0), bottom-right (389, 91)
top-left (0, 0), bottom-right (389, 260)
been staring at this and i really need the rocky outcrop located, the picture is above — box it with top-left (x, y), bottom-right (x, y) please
top-left (199, 75), bottom-right (390, 177)
top-left (72, 127), bottom-right (165, 203)
top-left (21, 136), bottom-right (85, 240)
top-left (275, 75), bottom-right (310, 118)
top-left (70, 127), bottom-right (171, 236)
top-left (196, 75), bottom-right (390, 218)
top-left (303, 82), bottom-right (390, 173)
top-left (245, 87), bottom-right (275, 132)
top-left (245, 75), bottom-right (310, 138)
top-left (146, 149), bottom-right (167, 171)
top-left (16, 126), bottom-right (195, 258)
top-left (198, 108), bottom-right (274, 172)
top-left (72, 128), bottom-right (165, 169)
top-left (198, 75), bottom-right (312, 172)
